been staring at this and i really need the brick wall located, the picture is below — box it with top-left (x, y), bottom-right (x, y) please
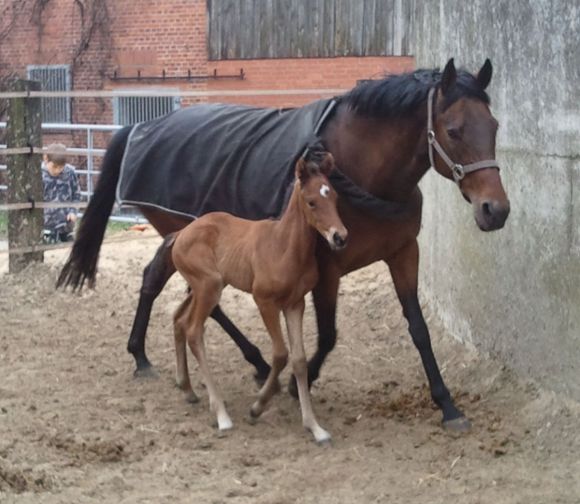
top-left (207, 56), bottom-right (415, 108)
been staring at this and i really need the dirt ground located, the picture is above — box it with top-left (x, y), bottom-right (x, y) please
top-left (1, 230), bottom-right (579, 504)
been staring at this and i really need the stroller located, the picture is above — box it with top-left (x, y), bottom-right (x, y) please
top-left (43, 222), bottom-right (74, 244)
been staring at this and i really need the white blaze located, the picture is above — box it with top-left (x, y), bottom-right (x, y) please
top-left (320, 184), bottom-right (330, 198)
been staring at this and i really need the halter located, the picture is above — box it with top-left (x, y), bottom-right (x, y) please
top-left (427, 88), bottom-right (499, 184)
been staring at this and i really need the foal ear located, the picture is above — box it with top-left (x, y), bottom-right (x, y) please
top-left (318, 152), bottom-right (335, 177)
top-left (476, 58), bottom-right (493, 90)
top-left (295, 158), bottom-right (309, 184)
top-left (441, 58), bottom-right (457, 95)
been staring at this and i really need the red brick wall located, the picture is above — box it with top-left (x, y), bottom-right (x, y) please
top-left (207, 56), bottom-right (415, 108)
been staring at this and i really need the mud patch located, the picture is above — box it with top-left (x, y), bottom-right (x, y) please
top-left (47, 436), bottom-right (127, 466)
top-left (0, 460), bottom-right (53, 494)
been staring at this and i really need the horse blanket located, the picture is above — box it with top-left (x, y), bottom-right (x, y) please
top-left (117, 99), bottom-right (337, 220)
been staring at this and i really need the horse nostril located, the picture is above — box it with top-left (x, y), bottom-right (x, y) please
top-left (333, 232), bottom-right (346, 248)
top-left (482, 201), bottom-right (493, 218)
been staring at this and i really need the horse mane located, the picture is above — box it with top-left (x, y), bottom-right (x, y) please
top-left (303, 140), bottom-right (328, 165)
top-left (343, 68), bottom-right (490, 119)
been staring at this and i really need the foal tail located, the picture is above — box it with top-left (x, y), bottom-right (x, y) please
top-left (57, 126), bottom-right (133, 291)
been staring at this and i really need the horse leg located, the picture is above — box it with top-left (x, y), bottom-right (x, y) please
top-left (284, 300), bottom-right (331, 444)
top-left (127, 235), bottom-right (176, 377)
top-left (288, 266), bottom-right (340, 398)
top-left (187, 279), bottom-right (232, 431)
top-left (386, 239), bottom-right (470, 432)
top-left (210, 305), bottom-right (271, 385)
top-left (173, 293), bottom-right (199, 404)
top-left (250, 300), bottom-right (288, 418)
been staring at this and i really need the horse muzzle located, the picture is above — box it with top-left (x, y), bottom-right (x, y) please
top-left (474, 199), bottom-right (510, 231)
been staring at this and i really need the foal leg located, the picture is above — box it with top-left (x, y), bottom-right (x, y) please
top-left (173, 294), bottom-right (199, 404)
top-left (127, 234), bottom-right (269, 381)
top-left (285, 300), bottom-right (331, 444)
top-left (288, 266), bottom-right (340, 398)
top-left (186, 282), bottom-right (233, 431)
top-left (127, 234), bottom-right (176, 376)
top-left (250, 301), bottom-right (288, 418)
top-left (387, 239), bottom-right (470, 431)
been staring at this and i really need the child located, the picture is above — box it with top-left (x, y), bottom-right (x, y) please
top-left (42, 144), bottom-right (81, 242)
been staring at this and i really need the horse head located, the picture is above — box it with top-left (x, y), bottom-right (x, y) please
top-left (430, 58), bottom-right (510, 231)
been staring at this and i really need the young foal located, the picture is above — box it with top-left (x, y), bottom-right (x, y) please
top-left (169, 149), bottom-right (347, 443)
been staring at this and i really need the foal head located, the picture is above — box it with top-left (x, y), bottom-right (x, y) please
top-left (296, 150), bottom-right (348, 251)
top-left (431, 59), bottom-right (510, 231)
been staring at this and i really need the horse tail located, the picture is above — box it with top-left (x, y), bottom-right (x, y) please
top-left (57, 125), bottom-right (132, 290)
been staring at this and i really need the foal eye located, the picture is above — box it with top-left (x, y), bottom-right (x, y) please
top-left (308, 201), bottom-right (316, 208)
top-left (447, 127), bottom-right (461, 140)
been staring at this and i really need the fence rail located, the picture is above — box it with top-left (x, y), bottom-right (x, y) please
top-left (0, 88), bottom-right (346, 99)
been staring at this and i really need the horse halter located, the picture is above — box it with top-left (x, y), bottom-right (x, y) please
top-left (427, 88), bottom-right (499, 184)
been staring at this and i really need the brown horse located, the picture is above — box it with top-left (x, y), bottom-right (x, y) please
top-left (59, 59), bottom-right (510, 432)
top-left (168, 149), bottom-right (345, 442)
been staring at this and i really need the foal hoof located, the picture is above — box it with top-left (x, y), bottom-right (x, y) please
top-left (249, 403), bottom-right (263, 419)
top-left (316, 437), bottom-right (333, 448)
top-left (185, 391), bottom-right (200, 404)
top-left (133, 366), bottom-right (159, 380)
top-left (443, 416), bottom-right (472, 433)
top-left (253, 371), bottom-right (269, 388)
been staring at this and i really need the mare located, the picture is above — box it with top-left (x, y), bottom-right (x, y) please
top-left (168, 149), bottom-right (346, 442)
top-left (58, 59), bottom-right (510, 432)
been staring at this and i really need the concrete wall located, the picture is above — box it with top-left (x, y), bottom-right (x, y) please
top-left (413, 1), bottom-right (580, 399)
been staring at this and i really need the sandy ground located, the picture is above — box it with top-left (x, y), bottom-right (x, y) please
top-left (1, 230), bottom-right (579, 503)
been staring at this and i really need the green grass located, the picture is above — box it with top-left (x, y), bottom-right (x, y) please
top-left (105, 219), bottom-right (133, 235)
top-left (0, 211), bottom-right (6, 238)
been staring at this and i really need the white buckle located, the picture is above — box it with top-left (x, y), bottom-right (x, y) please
top-left (452, 164), bottom-right (465, 181)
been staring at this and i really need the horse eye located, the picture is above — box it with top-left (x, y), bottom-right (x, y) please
top-left (308, 201), bottom-right (316, 209)
top-left (447, 127), bottom-right (461, 140)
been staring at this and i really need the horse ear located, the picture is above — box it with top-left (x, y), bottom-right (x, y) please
top-left (441, 58), bottom-right (457, 95)
top-left (318, 152), bottom-right (335, 177)
top-left (476, 58), bottom-right (493, 90)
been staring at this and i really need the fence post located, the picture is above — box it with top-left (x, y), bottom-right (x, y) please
top-left (6, 79), bottom-right (43, 273)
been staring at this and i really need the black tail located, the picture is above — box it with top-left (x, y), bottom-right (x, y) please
top-left (57, 126), bottom-right (132, 290)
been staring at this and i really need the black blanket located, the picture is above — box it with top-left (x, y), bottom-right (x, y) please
top-left (117, 99), bottom-right (336, 220)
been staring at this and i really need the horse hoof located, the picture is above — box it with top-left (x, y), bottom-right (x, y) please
top-left (133, 366), bottom-right (159, 380)
top-left (443, 416), bottom-right (472, 433)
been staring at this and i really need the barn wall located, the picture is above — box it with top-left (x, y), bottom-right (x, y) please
top-left (207, 0), bottom-right (413, 59)
top-left (413, 1), bottom-right (580, 399)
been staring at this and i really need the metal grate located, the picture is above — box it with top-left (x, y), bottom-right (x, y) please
top-left (113, 95), bottom-right (181, 125)
top-left (27, 65), bottom-right (71, 123)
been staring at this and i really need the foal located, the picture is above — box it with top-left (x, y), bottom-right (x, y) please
top-left (170, 149), bottom-right (348, 443)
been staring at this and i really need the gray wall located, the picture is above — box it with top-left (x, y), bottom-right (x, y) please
top-left (413, 1), bottom-right (580, 399)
